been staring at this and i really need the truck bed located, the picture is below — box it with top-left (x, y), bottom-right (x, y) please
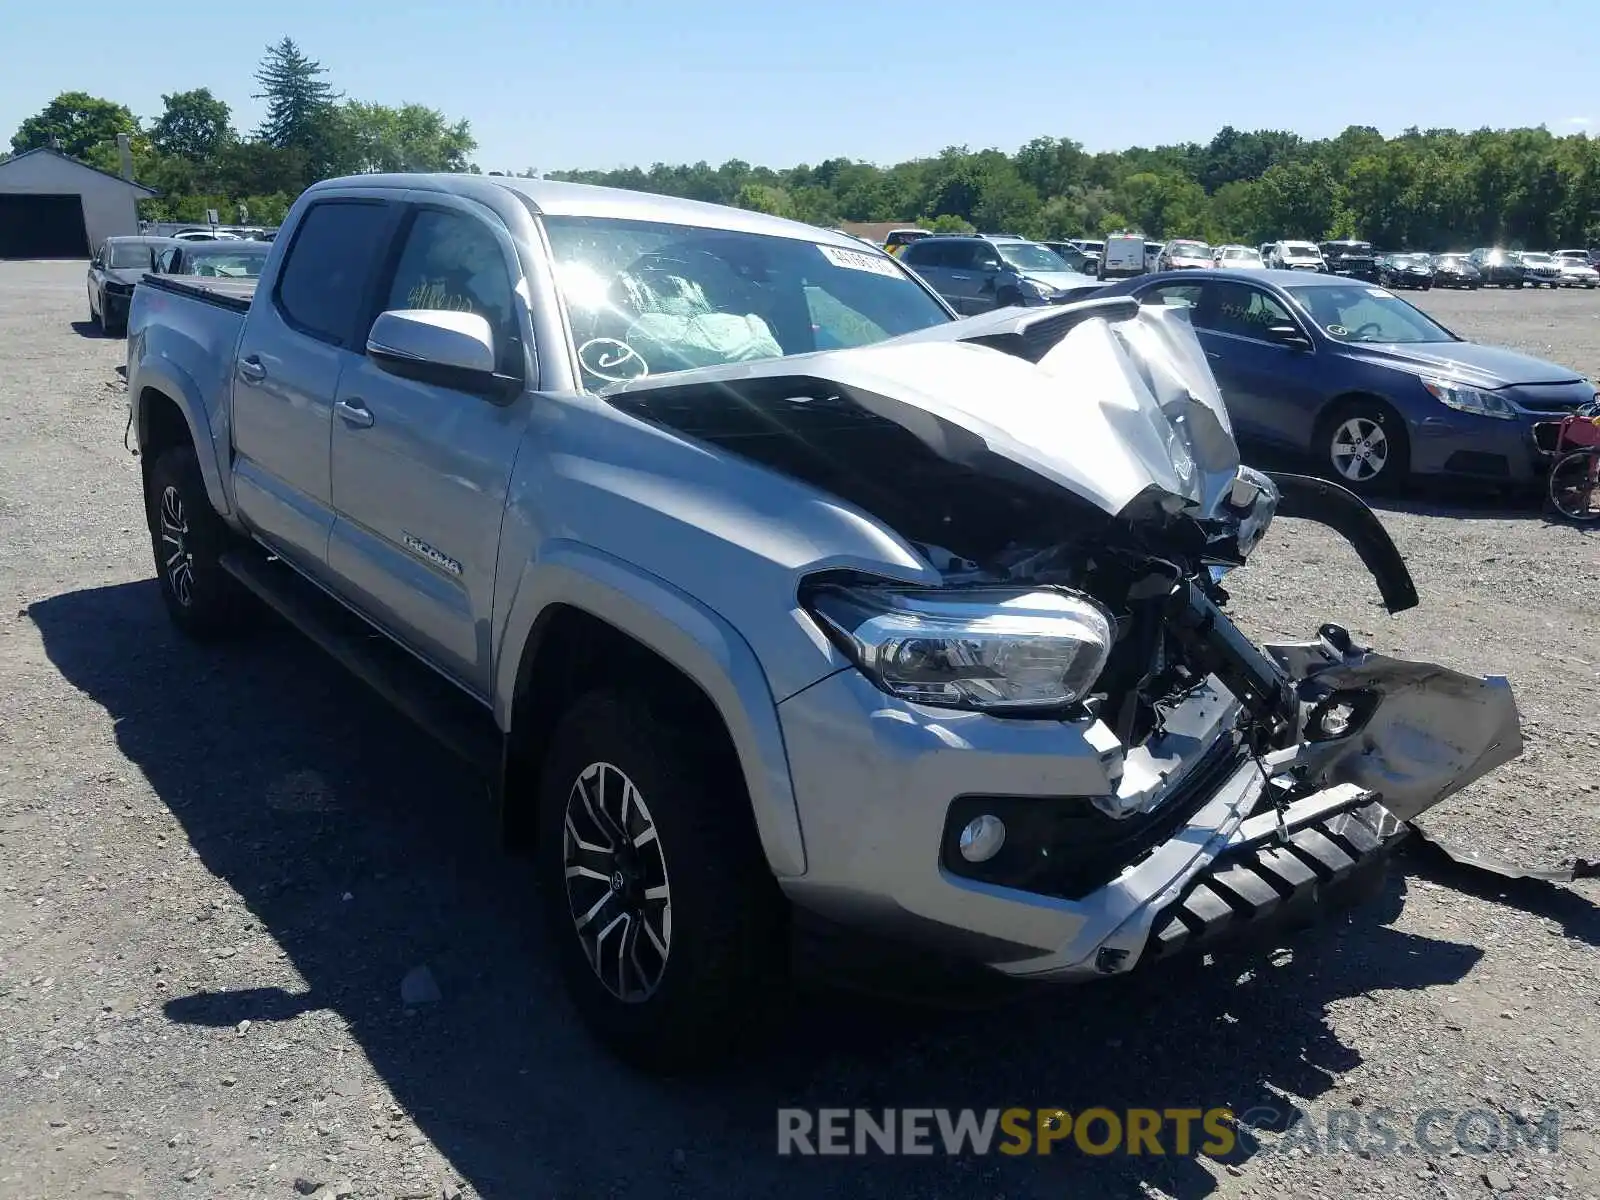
top-left (137, 273), bottom-right (257, 313)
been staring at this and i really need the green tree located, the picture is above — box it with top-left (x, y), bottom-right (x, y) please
top-left (339, 101), bottom-right (475, 173)
top-left (10, 91), bottom-right (139, 157)
top-left (734, 182), bottom-right (794, 218)
top-left (150, 88), bottom-right (234, 163)
top-left (252, 36), bottom-right (344, 185)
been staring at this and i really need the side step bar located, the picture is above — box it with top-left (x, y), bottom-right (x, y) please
top-left (220, 549), bottom-right (502, 777)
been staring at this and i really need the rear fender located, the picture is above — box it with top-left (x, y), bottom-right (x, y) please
top-left (132, 361), bottom-right (234, 522)
top-left (1266, 639), bottom-right (1523, 822)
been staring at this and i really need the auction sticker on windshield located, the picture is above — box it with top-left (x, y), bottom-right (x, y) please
top-left (1366, 288), bottom-right (1394, 298)
top-left (818, 244), bottom-right (902, 278)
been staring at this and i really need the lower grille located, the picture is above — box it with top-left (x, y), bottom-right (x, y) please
top-left (1145, 800), bottom-right (1404, 961)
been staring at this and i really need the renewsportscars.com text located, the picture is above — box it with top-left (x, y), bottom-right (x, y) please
top-left (778, 1108), bottom-right (1235, 1157)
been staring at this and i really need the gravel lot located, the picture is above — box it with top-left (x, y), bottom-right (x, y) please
top-left (1, 260), bottom-right (1597, 1200)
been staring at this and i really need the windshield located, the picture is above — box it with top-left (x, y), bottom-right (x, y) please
top-left (108, 244), bottom-right (154, 268)
top-left (541, 216), bottom-right (953, 389)
top-left (1288, 284), bottom-right (1456, 344)
top-left (1171, 241), bottom-right (1209, 257)
top-left (1282, 244), bottom-right (1319, 257)
top-left (1222, 247), bottom-right (1260, 260)
top-left (1520, 253), bottom-right (1553, 264)
top-left (996, 242), bottom-right (1071, 272)
top-left (1326, 243), bottom-right (1373, 255)
top-left (179, 247), bottom-right (269, 277)
top-left (1436, 255), bottom-right (1465, 266)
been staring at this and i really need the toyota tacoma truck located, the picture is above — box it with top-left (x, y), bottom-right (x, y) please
top-left (125, 174), bottom-right (1523, 1071)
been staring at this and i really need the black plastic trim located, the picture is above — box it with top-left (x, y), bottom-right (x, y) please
top-left (1265, 471), bottom-right (1419, 613)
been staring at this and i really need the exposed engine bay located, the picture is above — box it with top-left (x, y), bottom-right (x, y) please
top-left (603, 296), bottom-right (1523, 853)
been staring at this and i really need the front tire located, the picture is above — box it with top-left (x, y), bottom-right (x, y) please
top-left (536, 689), bottom-right (785, 1072)
top-left (1317, 399), bottom-right (1410, 494)
top-left (144, 446), bottom-right (251, 640)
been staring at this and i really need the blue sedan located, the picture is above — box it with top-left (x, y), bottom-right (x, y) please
top-left (1097, 269), bottom-right (1600, 490)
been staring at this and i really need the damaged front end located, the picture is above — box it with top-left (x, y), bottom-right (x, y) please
top-left (603, 295), bottom-right (1524, 979)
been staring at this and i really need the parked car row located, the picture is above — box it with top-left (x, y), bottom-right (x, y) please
top-left (85, 235), bottom-right (272, 334)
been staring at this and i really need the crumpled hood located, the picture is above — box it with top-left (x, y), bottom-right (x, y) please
top-left (605, 300), bottom-right (1243, 522)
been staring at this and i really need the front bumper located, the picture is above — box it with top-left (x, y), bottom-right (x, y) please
top-left (1411, 380), bottom-right (1600, 482)
top-left (1410, 411), bottom-right (1549, 482)
top-left (776, 627), bottom-right (1520, 985)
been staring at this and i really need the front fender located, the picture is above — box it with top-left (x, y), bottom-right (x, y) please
top-left (130, 357), bottom-right (234, 523)
top-left (493, 540), bottom-right (808, 878)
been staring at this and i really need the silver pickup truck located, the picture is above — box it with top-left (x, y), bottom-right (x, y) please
top-left (126, 173), bottom-right (1522, 1071)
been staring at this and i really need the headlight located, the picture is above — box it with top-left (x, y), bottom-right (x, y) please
top-left (1421, 375), bottom-right (1518, 420)
top-left (1022, 277), bottom-right (1057, 300)
top-left (805, 584), bottom-right (1114, 712)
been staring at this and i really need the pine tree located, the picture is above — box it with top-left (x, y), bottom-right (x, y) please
top-left (252, 38), bottom-right (341, 150)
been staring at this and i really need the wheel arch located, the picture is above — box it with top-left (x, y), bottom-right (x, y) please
top-left (495, 545), bottom-right (807, 879)
top-left (133, 374), bottom-right (233, 521)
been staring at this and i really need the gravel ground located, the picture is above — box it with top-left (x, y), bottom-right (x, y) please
top-left (1, 261), bottom-right (1597, 1200)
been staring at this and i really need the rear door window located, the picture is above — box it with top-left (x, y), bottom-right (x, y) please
top-left (1207, 282), bottom-right (1295, 340)
top-left (274, 201), bottom-right (394, 346)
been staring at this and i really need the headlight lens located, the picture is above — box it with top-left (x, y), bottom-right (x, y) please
top-left (1022, 277), bottom-right (1057, 300)
top-left (806, 584), bottom-right (1114, 712)
top-left (1421, 375), bottom-right (1518, 421)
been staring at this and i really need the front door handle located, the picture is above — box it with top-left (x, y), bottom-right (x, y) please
top-left (1206, 350), bottom-right (1222, 359)
top-left (237, 356), bottom-right (266, 383)
top-left (334, 398), bottom-right (374, 429)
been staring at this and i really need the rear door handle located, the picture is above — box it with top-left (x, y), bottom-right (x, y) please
top-left (949, 274), bottom-right (972, 280)
top-left (237, 356), bottom-right (266, 383)
top-left (334, 399), bottom-right (374, 429)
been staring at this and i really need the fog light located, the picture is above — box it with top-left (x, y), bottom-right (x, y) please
top-left (958, 814), bottom-right (1006, 863)
top-left (1319, 701), bottom-right (1356, 738)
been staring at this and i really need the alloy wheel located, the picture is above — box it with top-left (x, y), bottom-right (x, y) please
top-left (562, 761), bottom-right (672, 1002)
top-left (1331, 417), bottom-right (1389, 484)
top-left (158, 485), bottom-right (195, 607)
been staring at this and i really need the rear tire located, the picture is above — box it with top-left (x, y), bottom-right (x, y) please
top-left (144, 446), bottom-right (252, 640)
top-left (535, 688), bottom-right (786, 1072)
top-left (1315, 399), bottom-right (1410, 494)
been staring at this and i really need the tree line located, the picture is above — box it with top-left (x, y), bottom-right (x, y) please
top-left (5, 38), bottom-right (477, 226)
top-left (8, 40), bottom-right (1599, 250)
top-left (552, 126), bottom-right (1600, 251)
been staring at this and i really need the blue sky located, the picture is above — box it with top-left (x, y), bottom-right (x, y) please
top-left (4, 0), bottom-right (1593, 172)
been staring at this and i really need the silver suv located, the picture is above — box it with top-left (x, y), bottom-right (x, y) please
top-left (898, 234), bottom-right (1097, 313)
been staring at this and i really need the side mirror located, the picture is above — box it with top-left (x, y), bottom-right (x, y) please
top-left (1265, 323), bottom-right (1312, 350)
top-left (367, 309), bottom-right (506, 395)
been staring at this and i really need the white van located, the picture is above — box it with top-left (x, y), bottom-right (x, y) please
top-left (1099, 231), bottom-right (1148, 280)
